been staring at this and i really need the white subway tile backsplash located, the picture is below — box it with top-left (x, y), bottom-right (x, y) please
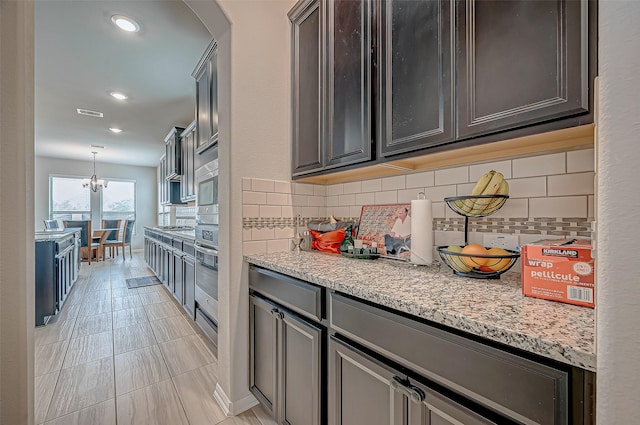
top-left (267, 239), bottom-right (291, 253)
top-left (314, 185), bottom-right (327, 196)
top-left (281, 206), bottom-right (294, 218)
top-left (332, 206), bottom-right (351, 218)
top-left (432, 202), bottom-right (446, 218)
top-left (567, 149), bottom-right (595, 173)
top-left (274, 180), bottom-right (292, 194)
top-left (381, 176), bottom-right (405, 191)
top-left (327, 184), bottom-right (344, 196)
top-left (339, 194), bottom-right (356, 206)
top-left (343, 181), bottom-right (362, 194)
top-left (274, 227), bottom-right (295, 239)
top-left (292, 194), bottom-right (309, 207)
top-left (350, 206), bottom-right (363, 217)
top-left (361, 179), bottom-right (382, 192)
top-left (513, 153), bottom-right (565, 178)
top-left (243, 228), bottom-right (252, 241)
top-left (302, 206), bottom-right (320, 217)
top-left (293, 182), bottom-right (315, 195)
top-left (529, 196), bottom-right (587, 218)
top-left (406, 171), bottom-right (434, 188)
top-left (355, 192), bottom-right (375, 205)
top-left (588, 195), bottom-right (594, 219)
top-left (242, 177), bottom-right (252, 191)
top-left (308, 196), bottom-right (326, 207)
top-left (423, 185), bottom-right (457, 201)
top-left (259, 205), bottom-right (282, 218)
top-left (252, 178), bottom-right (275, 192)
top-left (490, 198), bottom-right (529, 219)
top-left (456, 183), bottom-right (475, 196)
top-left (507, 177), bottom-right (546, 198)
top-left (252, 227), bottom-right (275, 241)
top-left (435, 166), bottom-right (468, 185)
top-left (434, 230), bottom-right (465, 247)
top-left (397, 188), bottom-right (424, 203)
top-left (327, 195), bottom-right (340, 207)
top-left (374, 191), bottom-right (398, 204)
top-left (243, 241), bottom-right (267, 255)
top-left (266, 193), bottom-right (291, 206)
top-left (243, 191), bottom-right (267, 205)
top-left (317, 207), bottom-right (329, 218)
top-left (469, 160), bottom-right (512, 180)
top-left (547, 172), bottom-right (595, 196)
top-left (243, 205), bottom-right (260, 218)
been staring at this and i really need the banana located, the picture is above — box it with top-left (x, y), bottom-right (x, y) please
top-left (483, 178), bottom-right (510, 214)
top-left (472, 172), bottom-right (505, 215)
top-left (458, 170), bottom-right (496, 214)
top-left (497, 178), bottom-right (509, 195)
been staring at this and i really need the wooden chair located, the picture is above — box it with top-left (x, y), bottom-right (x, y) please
top-left (102, 219), bottom-right (125, 259)
top-left (63, 220), bottom-right (99, 264)
top-left (105, 219), bottom-right (135, 260)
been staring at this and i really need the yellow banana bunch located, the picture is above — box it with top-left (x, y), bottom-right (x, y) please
top-left (457, 170), bottom-right (509, 215)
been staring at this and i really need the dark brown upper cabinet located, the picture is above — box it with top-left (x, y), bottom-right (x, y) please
top-left (456, 0), bottom-right (590, 139)
top-left (290, 0), bottom-right (323, 176)
top-left (193, 39), bottom-right (218, 155)
top-left (324, 0), bottom-right (373, 169)
top-left (377, 0), bottom-right (455, 158)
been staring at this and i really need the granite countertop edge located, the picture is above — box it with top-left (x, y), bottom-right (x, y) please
top-left (35, 228), bottom-right (80, 242)
top-left (245, 251), bottom-right (596, 372)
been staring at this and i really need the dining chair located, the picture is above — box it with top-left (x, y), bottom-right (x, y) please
top-left (102, 219), bottom-right (126, 259)
top-left (44, 219), bottom-right (59, 230)
top-left (63, 220), bottom-right (98, 264)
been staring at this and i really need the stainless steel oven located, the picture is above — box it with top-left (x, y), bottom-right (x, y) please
top-left (195, 154), bottom-right (219, 345)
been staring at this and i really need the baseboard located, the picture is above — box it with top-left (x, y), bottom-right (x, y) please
top-left (213, 383), bottom-right (259, 416)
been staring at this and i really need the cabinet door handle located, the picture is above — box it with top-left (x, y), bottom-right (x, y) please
top-left (278, 311), bottom-right (285, 320)
top-left (270, 307), bottom-right (278, 316)
top-left (407, 384), bottom-right (425, 403)
top-left (390, 376), bottom-right (425, 403)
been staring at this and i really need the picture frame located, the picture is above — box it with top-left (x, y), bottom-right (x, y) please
top-left (356, 204), bottom-right (412, 258)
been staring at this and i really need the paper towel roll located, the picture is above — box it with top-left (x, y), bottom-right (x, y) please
top-left (410, 198), bottom-right (433, 265)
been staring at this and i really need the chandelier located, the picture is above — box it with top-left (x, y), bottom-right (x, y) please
top-left (82, 151), bottom-right (108, 192)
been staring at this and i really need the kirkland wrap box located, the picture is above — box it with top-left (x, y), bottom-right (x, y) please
top-left (521, 238), bottom-right (595, 308)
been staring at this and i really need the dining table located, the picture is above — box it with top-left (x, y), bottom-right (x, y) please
top-left (92, 228), bottom-right (117, 261)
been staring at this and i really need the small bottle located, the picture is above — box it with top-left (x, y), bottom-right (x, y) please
top-left (371, 242), bottom-right (378, 254)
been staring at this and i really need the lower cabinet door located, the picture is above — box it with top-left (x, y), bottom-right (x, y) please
top-left (173, 252), bottom-right (184, 304)
top-left (183, 256), bottom-right (195, 319)
top-left (280, 310), bottom-right (322, 425)
top-left (329, 336), bottom-right (497, 425)
top-left (250, 294), bottom-right (279, 417)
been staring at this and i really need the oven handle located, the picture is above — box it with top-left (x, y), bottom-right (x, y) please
top-left (195, 244), bottom-right (219, 256)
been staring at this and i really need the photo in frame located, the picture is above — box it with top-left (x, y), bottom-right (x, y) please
top-left (356, 204), bottom-right (412, 258)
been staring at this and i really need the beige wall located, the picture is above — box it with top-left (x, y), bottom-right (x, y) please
top-left (0, 0), bottom-right (35, 423)
top-left (34, 156), bottom-right (157, 250)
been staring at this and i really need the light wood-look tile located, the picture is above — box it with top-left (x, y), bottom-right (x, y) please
top-left (114, 345), bottom-right (170, 396)
top-left (35, 319), bottom-right (75, 346)
top-left (35, 371), bottom-right (59, 424)
top-left (111, 287), bottom-right (136, 298)
top-left (135, 284), bottom-right (164, 294)
top-left (111, 281), bottom-right (129, 291)
top-left (160, 334), bottom-right (215, 376)
top-left (35, 340), bottom-right (69, 377)
top-left (63, 331), bottom-right (113, 369)
top-left (173, 364), bottom-right (225, 425)
top-left (112, 295), bottom-right (142, 311)
top-left (90, 289), bottom-right (112, 301)
top-left (116, 379), bottom-right (189, 425)
top-left (80, 299), bottom-right (112, 316)
top-left (46, 357), bottom-right (115, 421)
top-left (57, 303), bottom-right (82, 321)
top-left (63, 287), bottom-right (87, 306)
top-left (114, 323), bottom-right (156, 355)
top-left (72, 312), bottom-right (112, 338)
top-left (113, 307), bottom-right (148, 329)
top-left (144, 301), bottom-right (181, 321)
top-left (218, 410), bottom-right (263, 425)
top-left (150, 315), bottom-right (195, 343)
top-left (44, 398), bottom-right (116, 425)
top-left (138, 291), bottom-right (171, 306)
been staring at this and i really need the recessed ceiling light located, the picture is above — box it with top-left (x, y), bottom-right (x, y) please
top-left (109, 127), bottom-right (123, 134)
top-left (110, 91), bottom-right (128, 100)
top-left (111, 15), bottom-right (140, 33)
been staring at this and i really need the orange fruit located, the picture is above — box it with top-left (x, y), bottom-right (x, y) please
top-left (461, 244), bottom-right (489, 268)
top-left (485, 247), bottom-right (511, 272)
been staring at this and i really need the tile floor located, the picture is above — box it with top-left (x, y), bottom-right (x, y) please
top-left (35, 252), bottom-right (274, 425)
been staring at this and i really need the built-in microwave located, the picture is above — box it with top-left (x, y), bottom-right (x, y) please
top-left (195, 158), bottom-right (219, 235)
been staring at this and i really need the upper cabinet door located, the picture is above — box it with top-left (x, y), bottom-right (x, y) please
top-left (208, 47), bottom-right (219, 147)
top-left (193, 39), bottom-right (217, 154)
top-left (456, 0), bottom-right (589, 139)
top-left (290, 0), bottom-right (323, 176)
top-left (195, 64), bottom-right (210, 151)
top-left (378, 0), bottom-right (454, 158)
top-left (325, 0), bottom-right (373, 169)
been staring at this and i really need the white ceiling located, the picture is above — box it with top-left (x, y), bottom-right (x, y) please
top-left (35, 0), bottom-right (212, 167)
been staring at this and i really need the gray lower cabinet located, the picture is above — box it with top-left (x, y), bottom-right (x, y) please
top-left (250, 293), bottom-right (322, 425)
top-left (183, 254), bottom-right (196, 319)
top-left (172, 250), bottom-right (184, 305)
top-left (329, 336), bottom-right (495, 425)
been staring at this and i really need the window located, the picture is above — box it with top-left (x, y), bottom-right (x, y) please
top-left (102, 180), bottom-right (136, 232)
top-left (50, 176), bottom-right (91, 221)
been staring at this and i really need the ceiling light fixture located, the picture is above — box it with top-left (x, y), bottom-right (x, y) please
top-left (82, 152), bottom-right (108, 192)
top-left (110, 91), bottom-right (128, 100)
top-left (111, 15), bottom-right (140, 33)
top-left (109, 127), bottom-right (123, 133)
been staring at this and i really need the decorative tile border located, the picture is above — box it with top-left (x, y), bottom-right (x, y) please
top-left (243, 216), bottom-right (593, 238)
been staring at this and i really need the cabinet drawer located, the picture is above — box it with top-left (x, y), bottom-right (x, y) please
top-left (249, 266), bottom-right (324, 322)
top-left (330, 293), bottom-right (568, 425)
top-left (182, 241), bottom-right (195, 257)
top-left (172, 239), bottom-right (183, 251)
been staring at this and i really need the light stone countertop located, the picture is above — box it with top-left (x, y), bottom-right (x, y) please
top-left (35, 228), bottom-right (80, 242)
top-left (245, 250), bottom-right (596, 371)
top-left (144, 226), bottom-right (195, 242)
